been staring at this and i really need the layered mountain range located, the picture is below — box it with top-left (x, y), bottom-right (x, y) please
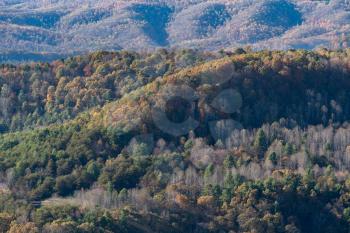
top-left (0, 0), bottom-right (349, 62)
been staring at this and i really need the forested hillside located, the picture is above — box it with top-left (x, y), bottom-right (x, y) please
top-left (1, 49), bottom-right (350, 232)
top-left (0, 49), bottom-right (214, 132)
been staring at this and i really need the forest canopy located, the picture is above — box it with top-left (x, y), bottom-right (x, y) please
top-left (1, 49), bottom-right (350, 232)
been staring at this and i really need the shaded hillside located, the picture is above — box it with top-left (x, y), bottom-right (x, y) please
top-left (131, 4), bottom-right (174, 46)
top-left (94, 49), bottom-right (350, 135)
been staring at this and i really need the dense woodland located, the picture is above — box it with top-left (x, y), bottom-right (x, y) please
top-left (0, 49), bottom-right (214, 132)
top-left (1, 49), bottom-right (350, 232)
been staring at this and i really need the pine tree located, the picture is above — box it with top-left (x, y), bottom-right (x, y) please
top-left (223, 154), bottom-right (235, 169)
top-left (253, 129), bottom-right (268, 157)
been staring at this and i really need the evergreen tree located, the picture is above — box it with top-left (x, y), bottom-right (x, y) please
top-left (253, 129), bottom-right (268, 157)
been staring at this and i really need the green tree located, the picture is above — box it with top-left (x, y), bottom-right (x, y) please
top-left (268, 152), bottom-right (278, 165)
top-left (253, 129), bottom-right (268, 157)
top-left (55, 175), bottom-right (75, 196)
top-left (223, 154), bottom-right (235, 169)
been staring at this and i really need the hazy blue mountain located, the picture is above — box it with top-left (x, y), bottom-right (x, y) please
top-left (0, 0), bottom-right (349, 61)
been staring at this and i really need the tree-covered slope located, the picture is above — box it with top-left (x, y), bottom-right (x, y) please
top-left (1, 49), bottom-right (350, 232)
top-left (0, 49), bottom-right (214, 132)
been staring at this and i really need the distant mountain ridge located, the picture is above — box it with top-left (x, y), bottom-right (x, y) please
top-left (0, 0), bottom-right (349, 61)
